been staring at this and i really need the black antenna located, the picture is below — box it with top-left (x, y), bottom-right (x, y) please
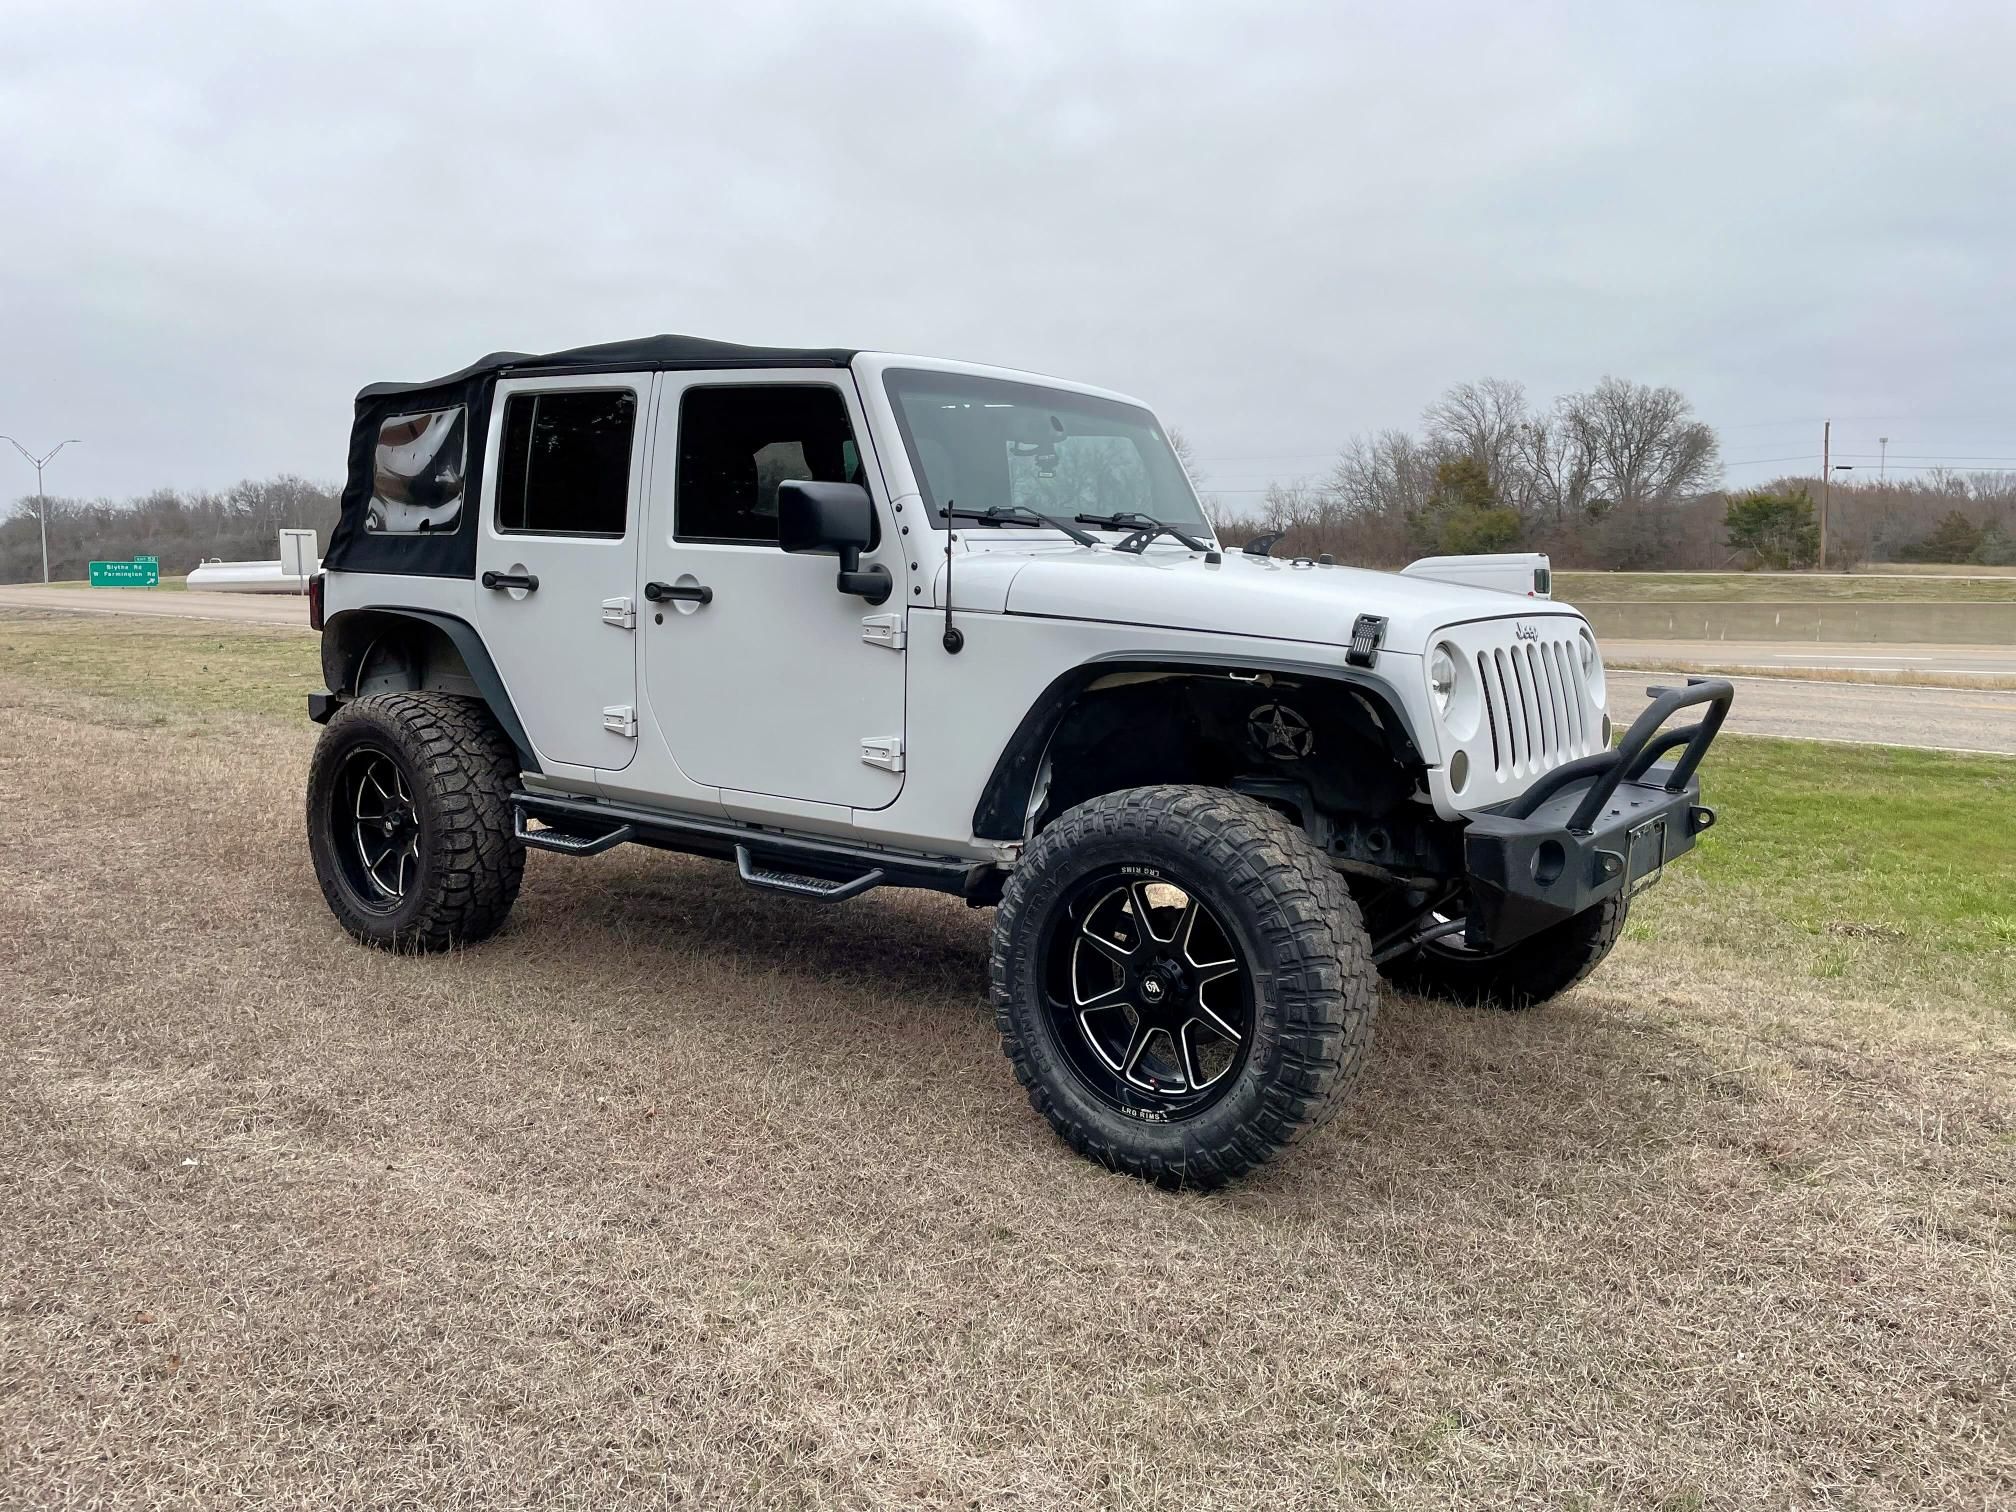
top-left (940, 500), bottom-right (964, 653)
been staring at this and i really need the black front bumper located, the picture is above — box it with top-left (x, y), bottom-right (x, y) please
top-left (1458, 677), bottom-right (1733, 951)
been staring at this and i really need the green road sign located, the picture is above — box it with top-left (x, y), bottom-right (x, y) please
top-left (88, 560), bottom-right (160, 588)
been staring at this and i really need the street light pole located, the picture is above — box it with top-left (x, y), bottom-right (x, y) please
top-left (2, 436), bottom-right (83, 583)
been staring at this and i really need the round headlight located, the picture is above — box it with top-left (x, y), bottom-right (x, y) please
top-left (1429, 645), bottom-right (1457, 714)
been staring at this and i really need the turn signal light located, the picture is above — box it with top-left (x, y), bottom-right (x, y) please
top-left (308, 572), bottom-right (325, 631)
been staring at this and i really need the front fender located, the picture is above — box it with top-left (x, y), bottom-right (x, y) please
top-left (971, 651), bottom-right (1429, 841)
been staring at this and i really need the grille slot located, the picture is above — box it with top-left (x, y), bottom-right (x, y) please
top-left (1478, 651), bottom-right (1503, 773)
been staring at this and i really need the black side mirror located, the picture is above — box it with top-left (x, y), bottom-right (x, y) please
top-left (777, 480), bottom-right (890, 604)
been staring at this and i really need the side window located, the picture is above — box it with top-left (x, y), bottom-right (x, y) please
top-left (495, 389), bottom-right (637, 537)
top-left (367, 406), bottom-right (466, 534)
top-left (677, 385), bottom-right (863, 544)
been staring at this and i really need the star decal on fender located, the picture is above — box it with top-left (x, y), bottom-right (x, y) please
top-left (1248, 702), bottom-right (1314, 760)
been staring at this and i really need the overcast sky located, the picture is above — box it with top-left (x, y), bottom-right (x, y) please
top-left (4, 0), bottom-right (2012, 507)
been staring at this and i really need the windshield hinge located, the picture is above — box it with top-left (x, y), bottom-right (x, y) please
top-left (861, 613), bottom-right (906, 651)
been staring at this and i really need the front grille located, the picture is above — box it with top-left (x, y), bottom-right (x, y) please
top-left (1475, 634), bottom-right (1591, 779)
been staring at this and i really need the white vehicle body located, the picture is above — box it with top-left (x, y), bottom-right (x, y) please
top-left (323, 350), bottom-right (1610, 859)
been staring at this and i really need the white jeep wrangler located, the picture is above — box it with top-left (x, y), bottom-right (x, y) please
top-left (305, 335), bottom-right (1730, 1188)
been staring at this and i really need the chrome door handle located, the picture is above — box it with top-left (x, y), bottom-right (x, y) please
top-left (645, 581), bottom-right (713, 605)
top-left (481, 570), bottom-right (539, 592)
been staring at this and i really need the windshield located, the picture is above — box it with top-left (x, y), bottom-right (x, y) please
top-left (883, 368), bottom-right (1209, 535)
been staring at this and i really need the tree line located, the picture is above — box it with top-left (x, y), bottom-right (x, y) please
top-left (1199, 376), bottom-right (2016, 570)
top-left (0, 476), bottom-right (339, 583)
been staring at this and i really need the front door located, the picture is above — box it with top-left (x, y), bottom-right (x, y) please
top-left (474, 375), bottom-right (649, 773)
top-left (641, 372), bottom-right (906, 810)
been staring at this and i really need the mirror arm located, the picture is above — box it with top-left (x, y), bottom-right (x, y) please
top-left (834, 545), bottom-right (891, 605)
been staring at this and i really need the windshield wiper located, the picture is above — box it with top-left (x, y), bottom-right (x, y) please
top-left (941, 503), bottom-right (1097, 546)
top-left (1074, 511), bottom-right (1209, 554)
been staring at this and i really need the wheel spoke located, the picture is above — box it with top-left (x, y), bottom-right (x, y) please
top-left (1079, 918), bottom-right (1138, 968)
top-left (1182, 906), bottom-right (1234, 971)
top-left (1068, 941), bottom-right (1128, 1006)
top-left (1188, 1000), bottom-right (1243, 1047)
top-left (1120, 1017), bottom-right (1156, 1080)
top-left (1132, 881), bottom-right (1182, 944)
top-left (1179, 1021), bottom-right (1235, 1090)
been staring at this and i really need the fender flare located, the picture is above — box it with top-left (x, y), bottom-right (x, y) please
top-left (970, 651), bottom-right (1428, 841)
top-left (323, 606), bottom-right (541, 774)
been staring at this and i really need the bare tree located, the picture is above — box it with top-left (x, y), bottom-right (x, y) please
top-left (1558, 377), bottom-right (1719, 512)
top-left (1422, 378), bottom-right (1534, 512)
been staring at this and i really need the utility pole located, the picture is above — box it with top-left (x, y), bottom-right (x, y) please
top-left (2, 436), bottom-right (83, 583)
top-left (1879, 436), bottom-right (1889, 484)
top-left (1819, 420), bottom-right (1830, 571)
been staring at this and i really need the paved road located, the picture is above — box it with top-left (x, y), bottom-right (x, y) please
top-left (0, 585), bottom-right (314, 628)
top-left (1618, 674), bottom-right (2016, 756)
top-left (1608, 637), bottom-right (2016, 677)
top-left (6, 585), bottom-right (2013, 755)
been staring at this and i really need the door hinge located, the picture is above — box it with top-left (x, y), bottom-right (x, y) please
top-left (860, 612), bottom-right (906, 651)
top-left (601, 596), bottom-right (637, 630)
top-left (603, 705), bottom-right (638, 739)
top-left (860, 735), bottom-right (904, 773)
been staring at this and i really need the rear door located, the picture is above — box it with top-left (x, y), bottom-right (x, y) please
top-left (474, 375), bottom-right (650, 772)
top-left (640, 371), bottom-right (906, 810)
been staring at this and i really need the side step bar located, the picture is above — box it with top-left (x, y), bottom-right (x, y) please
top-left (508, 790), bottom-right (985, 899)
top-left (736, 845), bottom-right (884, 903)
top-left (515, 807), bottom-right (636, 856)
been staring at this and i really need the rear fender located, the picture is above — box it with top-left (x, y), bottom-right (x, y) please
top-left (318, 607), bottom-right (539, 773)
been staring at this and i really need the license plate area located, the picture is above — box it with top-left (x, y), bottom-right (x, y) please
top-left (1628, 815), bottom-right (1668, 894)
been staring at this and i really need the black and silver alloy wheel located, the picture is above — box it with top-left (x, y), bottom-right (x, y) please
top-left (993, 784), bottom-right (1378, 1190)
top-left (336, 747), bottom-right (421, 910)
top-left (1044, 870), bottom-right (1253, 1120)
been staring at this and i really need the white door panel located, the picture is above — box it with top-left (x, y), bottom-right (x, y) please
top-left (641, 371), bottom-right (907, 810)
top-left (474, 374), bottom-right (650, 772)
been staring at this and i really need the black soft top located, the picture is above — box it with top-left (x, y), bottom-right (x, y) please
top-left (356, 334), bottom-right (859, 401)
top-left (328, 334), bottom-right (858, 578)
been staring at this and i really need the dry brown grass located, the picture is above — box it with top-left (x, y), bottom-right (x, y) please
top-left (3, 669), bottom-right (2013, 1506)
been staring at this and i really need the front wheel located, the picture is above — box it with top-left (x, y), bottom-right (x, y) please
top-left (1379, 895), bottom-right (1627, 1011)
top-left (991, 786), bottom-right (1377, 1190)
top-left (306, 692), bottom-right (525, 952)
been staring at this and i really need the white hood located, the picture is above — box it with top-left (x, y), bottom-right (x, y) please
top-left (940, 542), bottom-right (1586, 655)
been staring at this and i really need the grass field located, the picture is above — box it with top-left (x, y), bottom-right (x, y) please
top-left (1555, 570), bottom-right (2016, 603)
top-left (4, 609), bottom-right (2013, 1507)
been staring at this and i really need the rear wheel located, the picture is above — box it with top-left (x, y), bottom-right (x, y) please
top-left (1379, 895), bottom-right (1627, 1011)
top-left (992, 785), bottom-right (1376, 1189)
top-left (306, 692), bottom-right (525, 951)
